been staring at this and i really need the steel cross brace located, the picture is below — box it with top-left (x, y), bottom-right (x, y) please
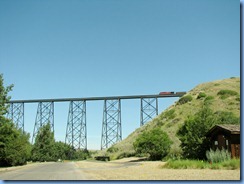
top-left (32, 102), bottom-right (54, 143)
top-left (7, 102), bottom-right (24, 131)
top-left (101, 99), bottom-right (122, 150)
top-left (65, 101), bottom-right (87, 150)
top-left (140, 98), bottom-right (158, 126)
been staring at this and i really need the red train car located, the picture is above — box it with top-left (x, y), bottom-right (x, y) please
top-left (159, 92), bottom-right (174, 95)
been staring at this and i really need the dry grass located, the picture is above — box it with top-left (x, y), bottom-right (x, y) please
top-left (75, 157), bottom-right (240, 180)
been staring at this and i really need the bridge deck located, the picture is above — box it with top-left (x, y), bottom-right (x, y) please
top-left (9, 92), bottom-right (186, 103)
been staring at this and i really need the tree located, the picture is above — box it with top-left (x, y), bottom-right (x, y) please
top-left (31, 123), bottom-right (56, 162)
top-left (0, 120), bottom-right (32, 166)
top-left (133, 128), bottom-right (172, 160)
top-left (177, 106), bottom-right (240, 160)
top-left (0, 74), bottom-right (31, 166)
top-left (52, 141), bottom-right (74, 160)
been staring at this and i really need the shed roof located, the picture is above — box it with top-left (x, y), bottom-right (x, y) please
top-left (206, 124), bottom-right (240, 137)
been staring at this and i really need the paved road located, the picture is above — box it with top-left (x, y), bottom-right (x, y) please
top-left (0, 162), bottom-right (92, 180)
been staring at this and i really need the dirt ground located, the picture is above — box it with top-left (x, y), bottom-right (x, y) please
top-left (75, 157), bottom-right (240, 180)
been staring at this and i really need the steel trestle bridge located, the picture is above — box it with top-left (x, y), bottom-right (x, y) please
top-left (7, 92), bottom-right (185, 150)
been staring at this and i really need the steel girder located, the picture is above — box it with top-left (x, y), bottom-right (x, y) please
top-left (65, 101), bottom-right (87, 150)
top-left (7, 102), bottom-right (24, 131)
top-left (101, 99), bottom-right (122, 150)
top-left (140, 98), bottom-right (158, 126)
top-left (32, 102), bottom-right (54, 143)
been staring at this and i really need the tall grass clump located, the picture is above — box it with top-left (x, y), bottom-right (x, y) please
top-left (206, 148), bottom-right (231, 163)
top-left (177, 95), bottom-right (193, 105)
top-left (162, 159), bottom-right (208, 169)
top-left (217, 90), bottom-right (238, 99)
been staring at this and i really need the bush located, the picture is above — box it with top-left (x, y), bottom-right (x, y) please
top-left (133, 128), bottom-right (172, 160)
top-left (197, 92), bottom-right (207, 99)
top-left (177, 106), bottom-right (215, 160)
top-left (177, 95), bottom-right (193, 105)
top-left (0, 119), bottom-right (31, 166)
top-left (206, 148), bottom-right (231, 163)
top-left (217, 90), bottom-right (238, 99)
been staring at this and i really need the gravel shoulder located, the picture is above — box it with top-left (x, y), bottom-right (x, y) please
top-left (75, 157), bottom-right (240, 180)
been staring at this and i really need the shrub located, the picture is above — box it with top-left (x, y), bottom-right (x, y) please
top-left (217, 90), bottom-right (238, 99)
top-left (204, 96), bottom-right (214, 101)
top-left (206, 148), bottom-right (231, 163)
top-left (177, 106), bottom-right (215, 160)
top-left (177, 95), bottom-right (193, 105)
top-left (204, 96), bottom-right (215, 105)
top-left (197, 92), bottom-right (207, 99)
top-left (133, 128), bottom-right (172, 160)
top-left (0, 120), bottom-right (31, 166)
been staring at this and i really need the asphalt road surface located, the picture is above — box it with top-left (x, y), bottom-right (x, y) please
top-left (0, 162), bottom-right (91, 180)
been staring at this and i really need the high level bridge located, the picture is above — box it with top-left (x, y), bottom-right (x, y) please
top-left (7, 92), bottom-right (185, 150)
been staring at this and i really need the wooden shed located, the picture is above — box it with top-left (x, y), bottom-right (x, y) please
top-left (206, 124), bottom-right (240, 158)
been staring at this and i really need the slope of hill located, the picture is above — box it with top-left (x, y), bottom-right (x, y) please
top-left (98, 77), bottom-right (240, 160)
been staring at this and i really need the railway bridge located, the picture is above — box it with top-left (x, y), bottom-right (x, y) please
top-left (7, 92), bottom-right (185, 150)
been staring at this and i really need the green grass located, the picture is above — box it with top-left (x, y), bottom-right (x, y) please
top-left (162, 159), bottom-right (240, 170)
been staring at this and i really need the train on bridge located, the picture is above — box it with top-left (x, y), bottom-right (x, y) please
top-left (159, 91), bottom-right (186, 95)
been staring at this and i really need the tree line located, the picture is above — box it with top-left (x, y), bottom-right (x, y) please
top-left (0, 74), bottom-right (89, 167)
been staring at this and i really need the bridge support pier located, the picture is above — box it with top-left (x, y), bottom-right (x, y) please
top-left (32, 102), bottom-right (54, 143)
top-left (140, 98), bottom-right (158, 126)
top-left (7, 102), bottom-right (24, 131)
top-left (65, 101), bottom-right (87, 150)
top-left (101, 99), bottom-right (122, 150)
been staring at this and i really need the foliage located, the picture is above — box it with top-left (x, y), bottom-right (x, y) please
top-left (107, 146), bottom-right (119, 153)
top-left (31, 123), bottom-right (90, 161)
top-left (214, 111), bottom-right (240, 124)
top-left (177, 95), bottom-right (193, 105)
top-left (206, 148), bottom-right (231, 163)
top-left (0, 120), bottom-right (31, 166)
top-left (71, 149), bottom-right (90, 160)
top-left (52, 141), bottom-right (74, 160)
top-left (162, 159), bottom-right (240, 170)
top-left (133, 128), bottom-right (172, 160)
top-left (31, 123), bottom-right (56, 162)
top-left (197, 92), bottom-right (207, 99)
top-left (177, 106), bottom-right (240, 160)
top-left (0, 74), bottom-right (32, 166)
top-left (0, 74), bottom-right (14, 116)
top-left (217, 89), bottom-right (238, 99)
top-left (177, 106), bottom-right (215, 160)
top-left (163, 109), bottom-right (176, 120)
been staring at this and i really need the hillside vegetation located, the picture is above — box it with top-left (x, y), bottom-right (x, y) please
top-left (97, 77), bottom-right (240, 160)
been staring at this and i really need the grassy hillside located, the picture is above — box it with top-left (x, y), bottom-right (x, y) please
top-left (97, 77), bottom-right (240, 160)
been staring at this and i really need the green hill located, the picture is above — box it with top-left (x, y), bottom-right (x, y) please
top-left (97, 77), bottom-right (240, 160)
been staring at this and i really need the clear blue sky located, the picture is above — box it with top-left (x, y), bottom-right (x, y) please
top-left (0, 0), bottom-right (240, 150)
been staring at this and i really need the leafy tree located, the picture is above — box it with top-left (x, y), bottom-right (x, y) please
top-left (31, 123), bottom-right (56, 162)
top-left (133, 128), bottom-right (172, 160)
top-left (177, 106), bottom-right (240, 160)
top-left (0, 120), bottom-right (31, 166)
top-left (0, 74), bottom-right (31, 166)
top-left (53, 141), bottom-right (75, 160)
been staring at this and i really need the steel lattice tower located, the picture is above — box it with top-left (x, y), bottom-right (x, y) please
top-left (32, 102), bottom-right (54, 143)
top-left (101, 99), bottom-right (122, 150)
top-left (140, 98), bottom-right (158, 126)
top-left (7, 102), bottom-right (24, 131)
top-left (65, 101), bottom-right (87, 149)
